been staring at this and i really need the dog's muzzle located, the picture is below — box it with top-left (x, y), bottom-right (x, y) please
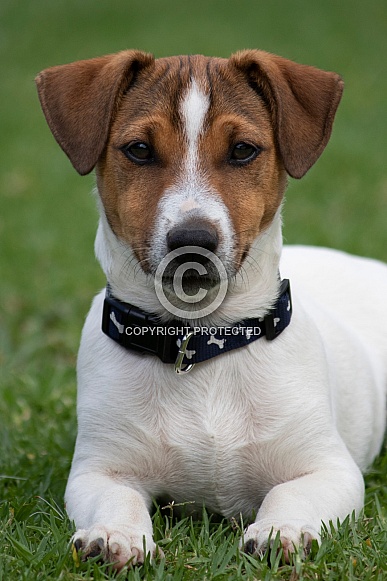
top-left (163, 221), bottom-right (221, 292)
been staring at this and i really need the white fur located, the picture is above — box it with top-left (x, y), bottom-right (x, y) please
top-left (181, 79), bottom-right (209, 169)
top-left (66, 87), bottom-right (387, 569)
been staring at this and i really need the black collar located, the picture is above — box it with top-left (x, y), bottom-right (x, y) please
top-left (102, 279), bottom-right (292, 373)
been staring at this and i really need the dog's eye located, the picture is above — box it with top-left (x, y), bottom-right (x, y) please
top-left (121, 142), bottom-right (154, 164)
top-left (230, 142), bottom-right (260, 164)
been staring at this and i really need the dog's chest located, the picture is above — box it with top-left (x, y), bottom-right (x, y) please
top-left (122, 356), bottom-right (280, 517)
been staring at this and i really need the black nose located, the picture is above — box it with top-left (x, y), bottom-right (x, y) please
top-left (167, 222), bottom-right (219, 253)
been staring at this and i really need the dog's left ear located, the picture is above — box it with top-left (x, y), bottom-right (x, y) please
top-left (230, 50), bottom-right (344, 178)
top-left (35, 50), bottom-right (155, 175)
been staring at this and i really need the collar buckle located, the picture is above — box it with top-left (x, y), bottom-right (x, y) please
top-left (174, 331), bottom-right (196, 374)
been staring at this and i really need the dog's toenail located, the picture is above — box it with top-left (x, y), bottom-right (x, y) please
top-left (303, 532), bottom-right (313, 555)
top-left (86, 539), bottom-right (104, 559)
top-left (73, 538), bottom-right (83, 552)
top-left (243, 539), bottom-right (257, 555)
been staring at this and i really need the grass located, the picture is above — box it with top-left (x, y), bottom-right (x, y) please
top-left (1, 492), bottom-right (387, 580)
top-left (1, 0), bottom-right (386, 578)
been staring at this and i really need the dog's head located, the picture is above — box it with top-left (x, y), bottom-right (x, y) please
top-left (36, 50), bottom-right (343, 321)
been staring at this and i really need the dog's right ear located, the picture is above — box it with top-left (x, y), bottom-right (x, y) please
top-left (35, 50), bottom-right (154, 175)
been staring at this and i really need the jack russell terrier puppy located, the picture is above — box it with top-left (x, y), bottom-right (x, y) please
top-left (36, 50), bottom-right (387, 570)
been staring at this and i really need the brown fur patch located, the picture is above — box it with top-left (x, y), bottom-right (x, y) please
top-left (36, 50), bottom-right (343, 274)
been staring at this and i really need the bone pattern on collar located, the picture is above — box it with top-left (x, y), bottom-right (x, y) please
top-left (101, 279), bottom-right (292, 370)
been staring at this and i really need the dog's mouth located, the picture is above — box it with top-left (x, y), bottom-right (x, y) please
top-left (162, 271), bottom-right (220, 294)
top-left (152, 251), bottom-right (228, 318)
top-left (161, 256), bottom-right (222, 294)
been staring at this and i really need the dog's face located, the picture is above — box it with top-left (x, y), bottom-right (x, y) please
top-left (36, 50), bottom-right (343, 302)
top-left (96, 56), bottom-right (285, 285)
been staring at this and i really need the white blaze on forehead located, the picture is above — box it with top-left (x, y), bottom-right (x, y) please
top-left (180, 79), bottom-right (210, 195)
top-left (181, 78), bottom-right (210, 150)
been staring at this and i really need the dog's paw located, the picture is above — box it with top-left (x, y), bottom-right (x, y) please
top-left (72, 525), bottom-right (158, 570)
top-left (242, 520), bottom-right (318, 563)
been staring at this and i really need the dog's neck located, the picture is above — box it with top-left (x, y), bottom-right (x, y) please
top-left (95, 198), bottom-right (283, 327)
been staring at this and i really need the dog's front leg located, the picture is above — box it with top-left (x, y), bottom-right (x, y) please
top-left (65, 471), bottom-right (156, 570)
top-left (243, 458), bottom-right (364, 562)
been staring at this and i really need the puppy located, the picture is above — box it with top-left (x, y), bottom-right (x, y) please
top-left (36, 50), bottom-right (387, 570)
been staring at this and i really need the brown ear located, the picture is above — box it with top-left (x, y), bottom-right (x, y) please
top-left (35, 50), bottom-right (154, 175)
top-left (230, 50), bottom-right (344, 178)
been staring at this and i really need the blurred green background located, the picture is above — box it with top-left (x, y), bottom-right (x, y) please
top-left (0, 0), bottom-right (386, 502)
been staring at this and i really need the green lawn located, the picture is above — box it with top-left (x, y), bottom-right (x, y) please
top-left (1, 0), bottom-right (386, 579)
